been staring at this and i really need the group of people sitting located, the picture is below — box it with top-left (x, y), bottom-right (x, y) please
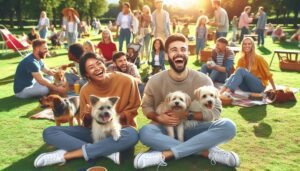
top-left (13, 31), bottom-right (278, 169)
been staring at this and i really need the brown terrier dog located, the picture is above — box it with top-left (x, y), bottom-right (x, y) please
top-left (52, 69), bottom-right (68, 97)
top-left (39, 95), bottom-right (81, 126)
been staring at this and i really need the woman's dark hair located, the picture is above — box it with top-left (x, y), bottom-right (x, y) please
top-left (79, 52), bottom-right (105, 79)
top-left (69, 43), bottom-right (84, 60)
top-left (152, 37), bottom-right (165, 52)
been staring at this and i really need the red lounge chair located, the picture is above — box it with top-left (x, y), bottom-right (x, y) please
top-left (0, 24), bottom-right (30, 57)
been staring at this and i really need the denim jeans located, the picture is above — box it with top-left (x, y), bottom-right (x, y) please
top-left (239, 27), bottom-right (249, 43)
top-left (200, 64), bottom-right (227, 83)
top-left (15, 81), bottom-right (49, 99)
top-left (141, 33), bottom-right (151, 59)
top-left (224, 68), bottom-right (265, 93)
top-left (43, 126), bottom-right (139, 161)
top-left (119, 28), bottom-right (131, 51)
top-left (139, 118), bottom-right (236, 159)
top-left (39, 28), bottom-right (47, 39)
top-left (196, 38), bottom-right (205, 55)
top-left (256, 29), bottom-right (265, 46)
top-left (216, 32), bottom-right (227, 39)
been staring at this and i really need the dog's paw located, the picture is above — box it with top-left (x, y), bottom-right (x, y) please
top-left (112, 133), bottom-right (121, 141)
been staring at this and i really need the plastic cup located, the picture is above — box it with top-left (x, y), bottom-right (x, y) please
top-left (74, 83), bottom-right (80, 94)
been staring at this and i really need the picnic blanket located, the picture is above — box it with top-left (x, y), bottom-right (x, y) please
top-left (215, 83), bottom-right (299, 107)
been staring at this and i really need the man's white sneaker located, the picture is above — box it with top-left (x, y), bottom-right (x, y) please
top-left (34, 149), bottom-right (66, 168)
top-left (106, 152), bottom-right (120, 165)
top-left (208, 147), bottom-right (240, 167)
top-left (134, 151), bottom-right (167, 169)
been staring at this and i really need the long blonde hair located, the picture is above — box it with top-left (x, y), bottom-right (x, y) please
top-left (196, 15), bottom-right (208, 28)
top-left (101, 29), bottom-right (114, 43)
top-left (241, 37), bottom-right (256, 70)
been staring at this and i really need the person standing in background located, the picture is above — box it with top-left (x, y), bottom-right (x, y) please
top-left (62, 8), bottom-right (80, 47)
top-left (231, 16), bottom-right (238, 42)
top-left (139, 5), bottom-right (152, 62)
top-left (238, 6), bottom-right (253, 43)
top-left (209, 0), bottom-right (229, 39)
top-left (116, 2), bottom-right (134, 51)
top-left (195, 15), bottom-right (208, 60)
top-left (152, 0), bottom-right (171, 42)
top-left (256, 7), bottom-right (267, 46)
top-left (37, 11), bottom-right (50, 39)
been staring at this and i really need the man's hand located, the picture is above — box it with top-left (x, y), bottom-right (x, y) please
top-left (48, 69), bottom-right (56, 76)
top-left (156, 111), bottom-right (180, 126)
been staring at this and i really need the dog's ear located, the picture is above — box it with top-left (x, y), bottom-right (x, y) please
top-left (185, 93), bottom-right (192, 106)
top-left (89, 95), bottom-right (99, 106)
top-left (108, 96), bottom-right (120, 106)
top-left (194, 88), bottom-right (201, 100)
top-left (53, 97), bottom-right (62, 106)
top-left (214, 87), bottom-right (220, 98)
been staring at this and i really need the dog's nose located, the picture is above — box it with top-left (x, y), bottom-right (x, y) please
top-left (175, 102), bottom-right (179, 106)
top-left (208, 100), bottom-right (212, 105)
top-left (104, 112), bottom-right (110, 117)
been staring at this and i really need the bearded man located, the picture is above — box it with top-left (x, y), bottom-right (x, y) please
top-left (14, 39), bottom-right (65, 98)
top-left (133, 34), bottom-right (240, 169)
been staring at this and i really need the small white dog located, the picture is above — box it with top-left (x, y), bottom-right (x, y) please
top-left (188, 86), bottom-right (222, 127)
top-left (90, 95), bottom-right (121, 143)
top-left (156, 91), bottom-right (191, 142)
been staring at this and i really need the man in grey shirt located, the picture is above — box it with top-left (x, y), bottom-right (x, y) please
top-left (152, 0), bottom-right (171, 42)
top-left (256, 6), bottom-right (267, 46)
top-left (134, 34), bottom-right (240, 169)
top-left (209, 0), bottom-right (229, 39)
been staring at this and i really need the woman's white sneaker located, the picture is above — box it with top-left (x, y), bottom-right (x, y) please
top-left (134, 151), bottom-right (167, 169)
top-left (106, 152), bottom-right (120, 165)
top-left (208, 147), bottom-right (240, 167)
top-left (34, 149), bottom-right (66, 168)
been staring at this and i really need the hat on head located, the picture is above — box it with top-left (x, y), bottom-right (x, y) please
top-left (62, 8), bottom-right (79, 17)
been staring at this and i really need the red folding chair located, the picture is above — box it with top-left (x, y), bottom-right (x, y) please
top-left (0, 24), bottom-right (30, 57)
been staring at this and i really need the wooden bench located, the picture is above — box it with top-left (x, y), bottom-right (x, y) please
top-left (269, 49), bottom-right (300, 71)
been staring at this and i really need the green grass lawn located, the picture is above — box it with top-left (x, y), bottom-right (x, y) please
top-left (0, 25), bottom-right (300, 171)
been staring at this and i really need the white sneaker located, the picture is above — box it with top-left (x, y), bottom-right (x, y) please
top-left (208, 147), bottom-right (240, 167)
top-left (134, 151), bottom-right (167, 169)
top-left (34, 149), bottom-right (66, 168)
top-left (106, 152), bottom-right (120, 165)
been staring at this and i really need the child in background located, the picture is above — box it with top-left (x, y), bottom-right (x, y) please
top-left (181, 23), bottom-right (190, 39)
top-left (266, 23), bottom-right (274, 35)
top-left (151, 38), bottom-right (165, 75)
top-left (272, 25), bottom-right (286, 42)
top-left (231, 16), bottom-right (238, 42)
top-left (195, 15), bottom-right (208, 60)
top-left (83, 40), bottom-right (96, 53)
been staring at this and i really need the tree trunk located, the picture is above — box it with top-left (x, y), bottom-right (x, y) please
top-left (52, 8), bottom-right (57, 27)
top-left (9, 10), bottom-right (14, 28)
top-left (15, 2), bottom-right (23, 29)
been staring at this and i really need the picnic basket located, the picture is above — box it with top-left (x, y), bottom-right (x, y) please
top-left (278, 51), bottom-right (300, 72)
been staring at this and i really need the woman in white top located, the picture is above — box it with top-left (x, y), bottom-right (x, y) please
top-left (62, 8), bottom-right (80, 46)
top-left (151, 38), bottom-right (165, 75)
top-left (37, 11), bottom-right (50, 39)
top-left (116, 2), bottom-right (133, 51)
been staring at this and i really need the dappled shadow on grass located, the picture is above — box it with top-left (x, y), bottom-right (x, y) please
top-left (0, 52), bottom-right (21, 60)
top-left (258, 46), bottom-right (272, 55)
top-left (20, 105), bottom-right (42, 118)
top-left (253, 122), bottom-right (272, 138)
top-left (238, 105), bottom-right (267, 123)
top-left (0, 74), bottom-right (14, 86)
top-left (277, 41), bottom-right (299, 50)
top-left (0, 95), bottom-right (36, 112)
top-left (271, 101), bottom-right (297, 109)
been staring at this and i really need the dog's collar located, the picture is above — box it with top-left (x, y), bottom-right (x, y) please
top-left (95, 119), bottom-right (112, 125)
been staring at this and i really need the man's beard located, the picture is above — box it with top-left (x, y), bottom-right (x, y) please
top-left (116, 64), bottom-right (127, 73)
top-left (38, 51), bottom-right (47, 59)
top-left (168, 54), bottom-right (188, 74)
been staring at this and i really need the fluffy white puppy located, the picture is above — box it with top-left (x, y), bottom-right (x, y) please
top-left (156, 91), bottom-right (191, 142)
